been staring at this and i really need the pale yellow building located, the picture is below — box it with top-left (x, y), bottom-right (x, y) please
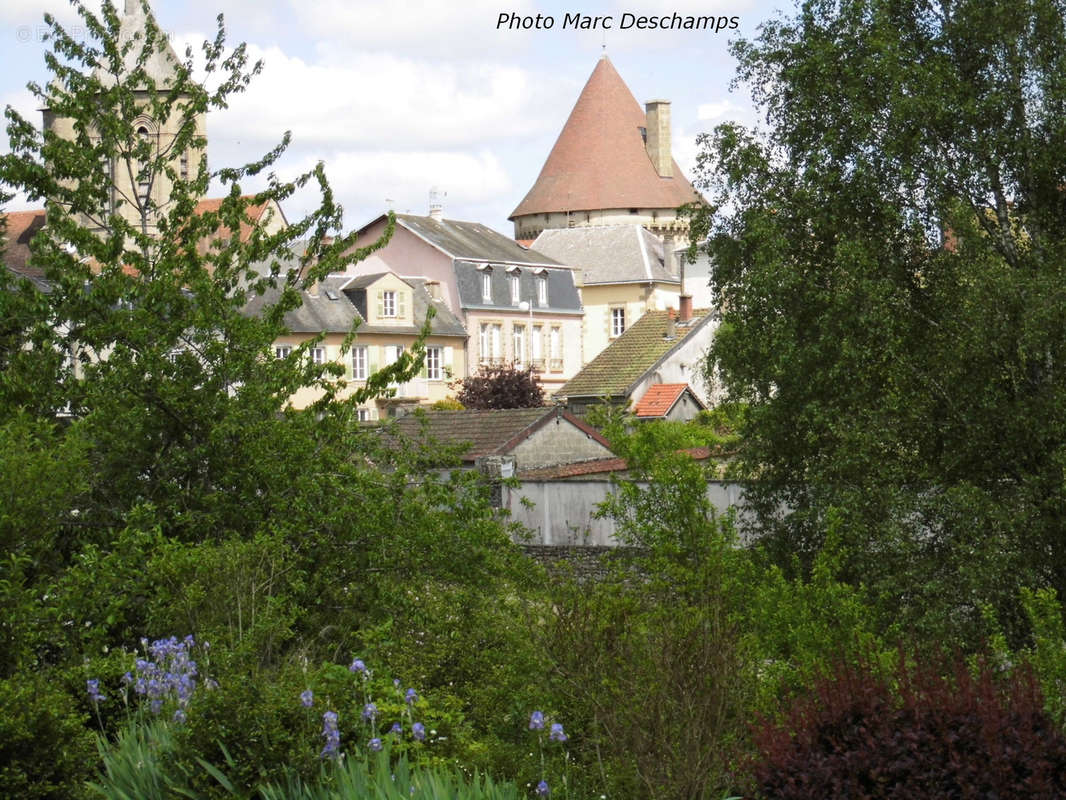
top-left (244, 269), bottom-right (468, 417)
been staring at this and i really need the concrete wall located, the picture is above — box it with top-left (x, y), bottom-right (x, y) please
top-left (506, 478), bottom-right (746, 546)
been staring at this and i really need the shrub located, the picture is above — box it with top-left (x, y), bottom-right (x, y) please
top-left (750, 656), bottom-right (1066, 799)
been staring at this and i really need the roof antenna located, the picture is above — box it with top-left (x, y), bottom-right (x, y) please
top-left (601, 29), bottom-right (607, 54)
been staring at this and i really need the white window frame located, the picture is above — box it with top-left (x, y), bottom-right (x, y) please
top-left (357, 407), bottom-right (373, 422)
top-left (510, 273), bottom-right (521, 305)
top-left (311, 346), bottom-right (326, 365)
top-left (426, 346), bottom-right (443, 380)
top-left (275, 344), bottom-right (292, 359)
top-left (482, 272), bottom-right (493, 303)
top-left (512, 324), bottom-right (525, 367)
top-left (537, 275), bottom-right (548, 307)
top-left (382, 290), bottom-right (397, 318)
top-left (351, 345), bottom-right (368, 380)
top-left (549, 326), bottom-right (563, 372)
top-left (611, 307), bottom-right (626, 338)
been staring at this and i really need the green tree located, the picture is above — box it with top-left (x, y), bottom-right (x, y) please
top-left (688, 0), bottom-right (1066, 645)
top-left (0, 3), bottom-right (535, 794)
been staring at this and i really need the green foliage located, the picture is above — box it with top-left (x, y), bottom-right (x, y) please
top-left (260, 745), bottom-right (521, 800)
top-left (687, 0), bottom-right (1066, 646)
top-left (0, 671), bottom-right (97, 800)
top-left (586, 403), bottom-right (743, 465)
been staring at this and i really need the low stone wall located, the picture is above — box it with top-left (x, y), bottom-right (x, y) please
top-left (520, 544), bottom-right (644, 581)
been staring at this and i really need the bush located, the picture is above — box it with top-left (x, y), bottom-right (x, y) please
top-left (750, 656), bottom-right (1066, 799)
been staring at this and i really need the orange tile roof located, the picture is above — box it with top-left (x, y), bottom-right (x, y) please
top-left (2, 209), bottom-right (47, 278)
top-left (633, 383), bottom-right (689, 418)
top-left (510, 56), bottom-right (700, 220)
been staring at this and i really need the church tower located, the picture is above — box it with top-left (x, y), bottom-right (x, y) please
top-left (41, 0), bottom-right (207, 238)
top-left (510, 56), bottom-right (699, 241)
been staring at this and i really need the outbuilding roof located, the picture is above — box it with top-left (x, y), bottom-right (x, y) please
top-left (557, 309), bottom-right (713, 400)
top-left (389, 406), bottom-right (611, 463)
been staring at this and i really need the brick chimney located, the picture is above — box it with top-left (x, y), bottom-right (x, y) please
top-left (679, 293), bottom-right (693, 322)
top-left (644, 100), bottom-right (673, 178)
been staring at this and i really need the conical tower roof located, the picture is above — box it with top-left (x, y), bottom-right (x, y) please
top-left (510, 56), bottom-right (699, 220)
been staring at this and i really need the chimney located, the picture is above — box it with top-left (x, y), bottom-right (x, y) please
top-left (679, 294), bottom-right (693, 322)
top-left (663, 233), bottom-right (677, 275)
top-left (645, 100), bottom-right (673, 178)
top-left (425, 280), bottom-right (441, 300)
top-left (428, 187), bottom-right (445, 221)
top-left (665, 311), bottom-right (677, 339)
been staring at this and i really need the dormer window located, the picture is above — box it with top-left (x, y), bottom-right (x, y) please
top-left (510, 273), bottom-right (521, 305)
top-left (376, 288), bottom-right (405, 319)
top-left (537, 275), bottom-right (548, 307)
top-left (482, 271), bottom-right (492, 303)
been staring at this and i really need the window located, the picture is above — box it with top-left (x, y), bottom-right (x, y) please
top-left (351, 345), bottom-right (368, 380)
top-left (512, 324), bottom-right (525, 367)
top-left (510, 273), bottom-right (521, 305)
top-left (549, 326), bottom-right (563, 372)
top-left (479, 322), bottom-right (502, 363)
top-left (274, 345), bottom-right (292, 359)
top-left (537, 275), bottom-right (548, 307)
top-left (611, 307), bottom-right (626, 337)
top-left (385, 345), bottom-right (404, 365)
top-left (531, 325), bottom-right (543, 370)
top-left (179, 150), bottom-right (189, 181)
top-left (426, 346), bottom-right (443, 380)
top-left (376, 289), bottom-right (405, 319)
top-left (136, 125), bottom-right (152, 203)
top-left (357, 408), bottom-right (373, 422)
top-left (481, 272), bottom-right (492, 303)
top-left (310, 346), bottom-right (326, 365)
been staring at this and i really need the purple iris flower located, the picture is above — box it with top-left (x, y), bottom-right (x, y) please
top-left (529, 711), bottom-right (544, 730)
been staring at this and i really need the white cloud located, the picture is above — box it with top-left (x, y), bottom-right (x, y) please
top-left (216, 148), bottom-right (514, 230)
top-left (697, 99), bottom-right (745, 121)
top-left (208, 45), bottom-right (558, 154)
top-left (286, 0), bottom-right (538, 57)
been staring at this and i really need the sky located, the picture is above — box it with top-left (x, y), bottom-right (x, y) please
top-left (2, 0), bottom-right (792, 237)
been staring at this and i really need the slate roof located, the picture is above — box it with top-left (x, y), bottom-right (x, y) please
top-left (241, 273), bottom-right (467, 338)
top-left (389, 407), bottom-right (610, 462)
top-left (454, 261), bottom-right (582, 313)
top-left (510, 56), bottom-right (700, 219)
top-left (392, 214), bottom-right (562, 266)
top-left (633, 383), bottom-right (704, 418)
top-left (556, 309), bottom-right (714, 399)
top-left (532, 225), bottom-right (679, 285)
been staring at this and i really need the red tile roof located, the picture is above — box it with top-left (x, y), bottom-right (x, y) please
top-left (518, 446), bottom-right (713, 480)
top-left (510, 56), bottom-right (700, 220)
top-left (3, 197), bottom-right (282, 278)
top-left (2, 209), bottom-right (47, 278)
top-left (633, 383), bottom-right (689, 418)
